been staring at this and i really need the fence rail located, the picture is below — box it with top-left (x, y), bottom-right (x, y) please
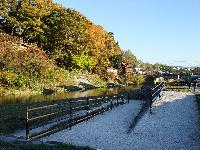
top-left (149, 82), bottom-right (165, 114)
top-left (25, 93), bottom-right (130, 140)
top-left (25, 83), bottom-right (164, 140)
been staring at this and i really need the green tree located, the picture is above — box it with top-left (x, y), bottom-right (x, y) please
top-left (72, 53), bottom-right (96, 71)
top-left (0, 0), bottom-right (122, 76)
top-left (122, 49), bottom-right (137, 65)
top-left (42, 8), bottom-right (93, 68)
top-left (0, 0), bottom-right (60, 42)
top-left (193, 67), bottom-right (200, 74)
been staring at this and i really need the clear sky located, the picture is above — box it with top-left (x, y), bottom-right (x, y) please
top-left (53, 0), bottom-right (200, 67)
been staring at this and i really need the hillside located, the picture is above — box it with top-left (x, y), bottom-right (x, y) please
top-left (0, 32), bottom-right (66, 95)
top-left (0, 0), bottom-right (141, 96)
top-left (0, 0), bottom-right (122, 75)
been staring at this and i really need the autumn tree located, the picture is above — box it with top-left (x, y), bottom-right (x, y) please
top-left (0, 0), bottom-right (122, 75)
top-left (0, 0), bottom-right (61, 42)
top-left (86, 25), bottom-right (122, 72)
top-left (41, 8), bottom-right (95, 70)
top-left (42, 9), bottom-right (121, 72)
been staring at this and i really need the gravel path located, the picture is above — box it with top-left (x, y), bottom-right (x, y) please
top-left (42, 91), bottom-right (200, 150)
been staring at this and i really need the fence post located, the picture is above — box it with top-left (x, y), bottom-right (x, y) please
top-left (149, 88), bottom-right (152, 114)
top-left (25, 107), bottom-right (29, 140)
top-left (122, 95), bottom-right (124, 104)
top-left (110, 97), bottom-right (113, 110)
top-left (86, 99), bottom-right (89, 120)
top-left (160, 82), bottom-right (164, 97)
top-left (128, 93), bottom-right (130, 103)
top-left (117, 95), bottom-right (119, 106)
top-left (159, 86), bottom-right (161, 98)
top-left (69, 100), bottom-right (72, 130)
top-left (194, 82), bottom-right (196, 92)
top-left (101, 98), bottom-right (104, 114)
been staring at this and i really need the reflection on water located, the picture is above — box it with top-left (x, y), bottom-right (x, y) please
top-left (0, 85), bottom-right (140, 105)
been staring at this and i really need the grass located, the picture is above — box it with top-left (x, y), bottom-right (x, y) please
top-left (0, 141), bottom-right (93, 150)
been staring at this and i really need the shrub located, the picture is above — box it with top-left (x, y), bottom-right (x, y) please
top-left (41, 68), bottom-right (66, 84)
top-left (0, 70), bottom-right (17, 87)
top-left (14, 74), bottom-right (30, 88)
top-left (126, 74), bottom-right (145, 85)
top-left (0, 33), bottom-right (67, 90)
top-left (107, 72), bottom-right (116, 81)
top-left (72, 54), bottom-right (96, 71)
top-left (134, 74), bottom-right (145, 85)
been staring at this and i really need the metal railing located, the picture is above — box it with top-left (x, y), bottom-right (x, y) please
top-left (25, 93), bottom-right (130, 140)
top-left (149, 82), bottom-right (165, 114)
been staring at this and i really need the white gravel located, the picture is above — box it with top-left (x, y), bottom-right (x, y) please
top-left (42, 91), bottom-right (200, 150)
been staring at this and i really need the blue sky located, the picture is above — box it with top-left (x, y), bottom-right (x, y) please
top-left (53, 0), bottom-right (200, 67)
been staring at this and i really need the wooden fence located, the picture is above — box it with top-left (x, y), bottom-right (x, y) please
top-left (25, 93), bottom-right (130, 140)
top-left (149, 82), bottom-right (165, 114)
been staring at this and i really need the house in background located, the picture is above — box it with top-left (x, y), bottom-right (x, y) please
top-left (134, 67), bottom-right (144, 74)
top-left (121, 61), bottom-right (133, 75)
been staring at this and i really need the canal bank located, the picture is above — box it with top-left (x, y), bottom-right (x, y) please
top-left (0, 84), bottom-right (148, 135)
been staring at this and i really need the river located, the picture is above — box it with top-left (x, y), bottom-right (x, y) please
top-left (0, 85), bottom-right (140, 105)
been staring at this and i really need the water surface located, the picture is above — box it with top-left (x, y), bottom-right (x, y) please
top-left (0, 85), bottom-right (140, 105)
